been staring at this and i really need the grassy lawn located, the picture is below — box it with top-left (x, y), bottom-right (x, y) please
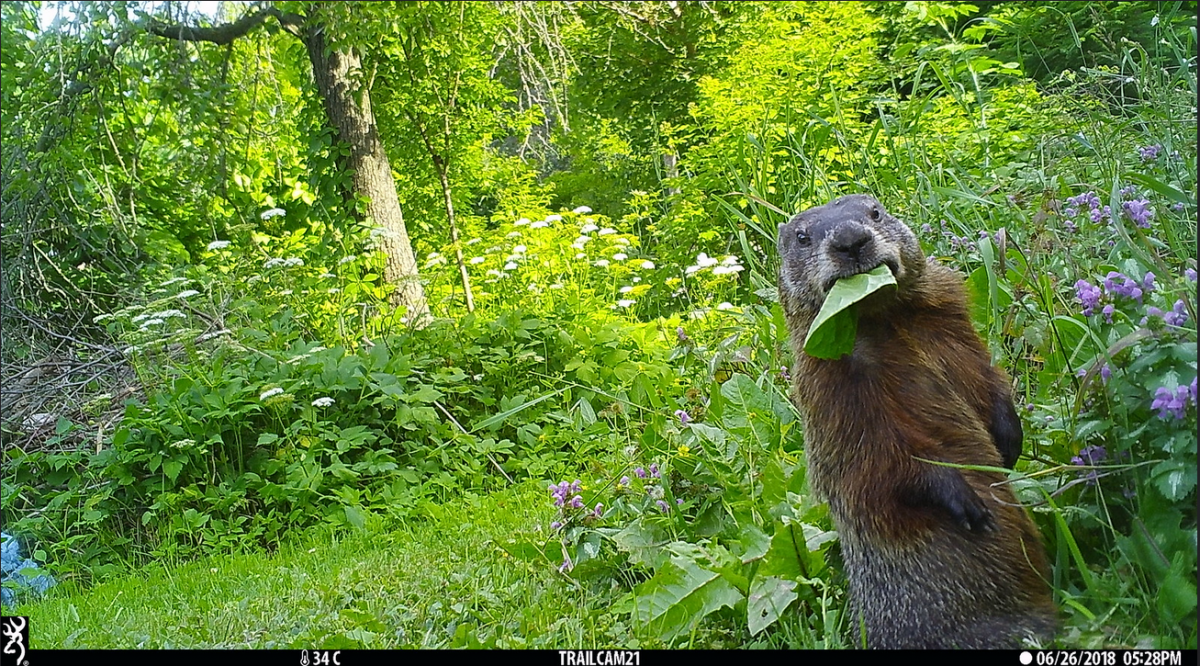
top-left (15, 481), bottom-right (832, 649)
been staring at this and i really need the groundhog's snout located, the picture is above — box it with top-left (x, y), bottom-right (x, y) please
top-left (829, 222), bottom-right (875, 262)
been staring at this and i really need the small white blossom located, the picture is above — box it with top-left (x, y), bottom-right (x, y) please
top-left (550, 283), bottom-right (564, 289)
top-left (717, 302), bottom-right (736, 311)
top-left (487, 269), bottom-right (503, 277)
top-left (613, 253), bottom-right (628, 261)
top-left (506, 231), bottom-right (522, 239)
top-left (513, 244), bottom-right (527, 254)
top-left (594, 259), bottom-right (610, 268)
top-left (132, 313), bottom-right (152, 323)
top-left (280, 289), bottom-right (293, 296)
top-left (283, 257), bottom-right (304, 267)
top-left (546, 214), bottom-right (563, 222)
top-left (722, 255), bottom-right (741, 266)
top-left (467, 237), bottom-right (482, 245)
top-left (319, 272), bottom-right (336, 279)
top-left (312, 397), bottom-right (335, 408)
top-left (598, 228), bottom-right (617, 235)
top-left (504, 262), bottom-right (518, 271)
top-left (698, 253), bottom-right (719, 267)
top-left (171, 439), bottom-right (197, 450)
top-left (328, 288), bottom-right (340, 294)
top-left (139, 318), bottom-right (165, 329)
top-left (573, 206), bottom-right (592, 214)
top-left (161, 277), bottom-right (189, 286)
top-left (531, 220), bottom-right (549, 229)
top-left (633, 276), bottom-right (642, 283)
top-left (469, 256), bottom-right (485, 265)
top-left (574, 236), bottom-right (592, 245)
top-left (581, 223), bottom-right (600, 233)
top-left (338, 255), bottom-right (357, 266)
top-left (514, 217), bottom-right (531, 226)
top-left (264, 258), bottom-right (286, 268)
top-left (176, 289), bottom-right (200, 300)
top-left (616, 299), bottom-right (636, 308)
top-left (156, 309), bottom-right (186, 319)
top-left (619, 286), bottom-right (634, 294)
top-left (94, 313), bottom-right (114, 323)
top-left (197, 329), bottom-right (231, 342)
top-left (614, 237), bottom-right (631, 246)
top-left (260, 388), bottom-right (284, 401)
top-left (575, 253), bottom-right (587, 259)
top-left (206, 240), bottom-right (231, 251)
top-left (640, 261), bottom-right (655, 270)
top-left (260, 208), bottom-right (286, 220)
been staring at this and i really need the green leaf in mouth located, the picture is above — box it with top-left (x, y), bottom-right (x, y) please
top-left (803, 264), bottom-right (897, 360)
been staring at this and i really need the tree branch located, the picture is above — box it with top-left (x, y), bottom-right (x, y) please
top-left (143, 5), bottom-right (303, 45)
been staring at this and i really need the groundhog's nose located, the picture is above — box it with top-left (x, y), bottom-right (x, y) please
top-left (829, 223), bottom-right (874, 261)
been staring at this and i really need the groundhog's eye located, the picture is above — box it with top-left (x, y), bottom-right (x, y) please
top-left (796, 229), bottom-right (811, 246)
top-left (868, 207), bottom-right (881, 221)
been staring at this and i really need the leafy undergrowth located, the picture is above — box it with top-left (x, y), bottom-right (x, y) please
top-left (13, 481), bottom-right (839, 649)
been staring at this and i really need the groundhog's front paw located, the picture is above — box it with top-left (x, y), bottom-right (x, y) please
top-left (906, 465), bottom-right (998, 534)
top-left (946, 486), bottom-right (995, 533)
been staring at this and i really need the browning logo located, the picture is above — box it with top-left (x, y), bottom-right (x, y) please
top-left (1, 616), bottom-right (28, 666)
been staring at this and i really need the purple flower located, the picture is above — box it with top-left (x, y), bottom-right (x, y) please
top-left (1138, 145), bottom-right (1161, 161)
top-left (1122, 199), bottom-right (1153, 228)
top-left (779, 365), bottom-right (791, 382)
top-left (676, 498), bottom-right (683, 505)
top-left (570, 479), bottom-right (582, 494)
top-left (1074, 279), bottom-right (1103, 316)
top-left (656, 500), bottom-right (670, 513)
top-left (593, 503), bottom-right (603, 518)
top-left (674, 409), bottom-right (691, 425)
top-left (1089, 205), bottom-right (1111, 224)
top-left (570, 495), bottom-right (584, 509)
top-left (1064, 220), bottom-right (1078, 234)
top-left (1172, 202), bottom-right (1186, 212)
top-left (634, 467), bottom-right (646, 479)
top-left (1071, 444), bottom-right (1107, 466)
top-left (1164, 299), bottom-right (1188, 327)
top-left (921, 223), bottom-right (932, 234)
top-left (1064, 207), bottom-right (1079, 219)
top-left (1067, 191), bottom-right (1100, 211)
top-left (676, 326), bottom-right (690, 344)
top-left (1142, 272), bottom-right (1156, 294)
top-left (1186, 268), bottom-right (1197, 282)
top-left (618, 475), bottom-right (630, 488)
top-left (551, 521), bottom-right (563, 530)
top-left (1102, 304), bottom-right (1115, 324)
top-left (1151, 386), bottom-right (1188, 420)
top-left (1103, 272), bottom-right (1143, 303)
top-left (1190, 377), bottom-right (1198, 405)
top-left (559, 558), bottom-right (572, 573)
top-left (1100, 364), bottom-right (1112, 383)
top-left (1071, 444), bottom-right (1108, 485)
top-left (979, 230), bottom-right (990, 239)
top-left (1025, 403), bottom-right (1035, 412)
top-left (649, 463), bottom-right (660, 478)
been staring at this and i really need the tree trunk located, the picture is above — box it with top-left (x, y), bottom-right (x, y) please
top-left (433, 156), bottom-right (475, 312)
top-left (302, 23), bottom-right (431, 326)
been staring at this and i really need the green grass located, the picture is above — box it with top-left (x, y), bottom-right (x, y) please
top-left (13, 481), bottom-right (824, 649)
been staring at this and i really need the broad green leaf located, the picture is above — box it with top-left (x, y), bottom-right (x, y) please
top-left (343, 505), bottom-right (365, 529)
top-left (747, 575), bottom-right (799, 635)
top-left (633, 555), bottom-right (744, 642)
top-left (804, 264), bottom-right (896, 359)
top-left (471, 388), bottom-right (566, 432)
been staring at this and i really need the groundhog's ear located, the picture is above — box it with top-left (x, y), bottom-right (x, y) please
top-left (777, 222), bottom-right (788, 242)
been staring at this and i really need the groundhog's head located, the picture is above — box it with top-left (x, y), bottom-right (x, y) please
top-left (777, 194), bottom-right (925, 318)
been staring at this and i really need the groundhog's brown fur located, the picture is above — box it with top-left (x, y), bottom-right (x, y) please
top-left (777, 194), bottom-right (1056, 649)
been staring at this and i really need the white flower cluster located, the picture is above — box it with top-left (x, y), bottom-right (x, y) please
top-left (260, 387), bottom-right (284, 401)
top-left (685, 253), bottom-right (743, 276)
top-left (260, 208), bottom-right (286, 220)
top-left (206, 240), bottom-right (231, 251)
top-left (312, 397), bottom-right (335, 408)
top-left (264, 257), bottom-right (304, 269)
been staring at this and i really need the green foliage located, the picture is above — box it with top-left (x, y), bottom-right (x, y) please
top-left (3, 0), bottom-right (1196, 650)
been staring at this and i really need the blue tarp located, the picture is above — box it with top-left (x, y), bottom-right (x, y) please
top-left (0, 532), bottom-right (56, 607)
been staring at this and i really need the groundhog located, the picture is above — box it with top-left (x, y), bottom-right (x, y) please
top-left (776, 194), bottom-right (1056, 649)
